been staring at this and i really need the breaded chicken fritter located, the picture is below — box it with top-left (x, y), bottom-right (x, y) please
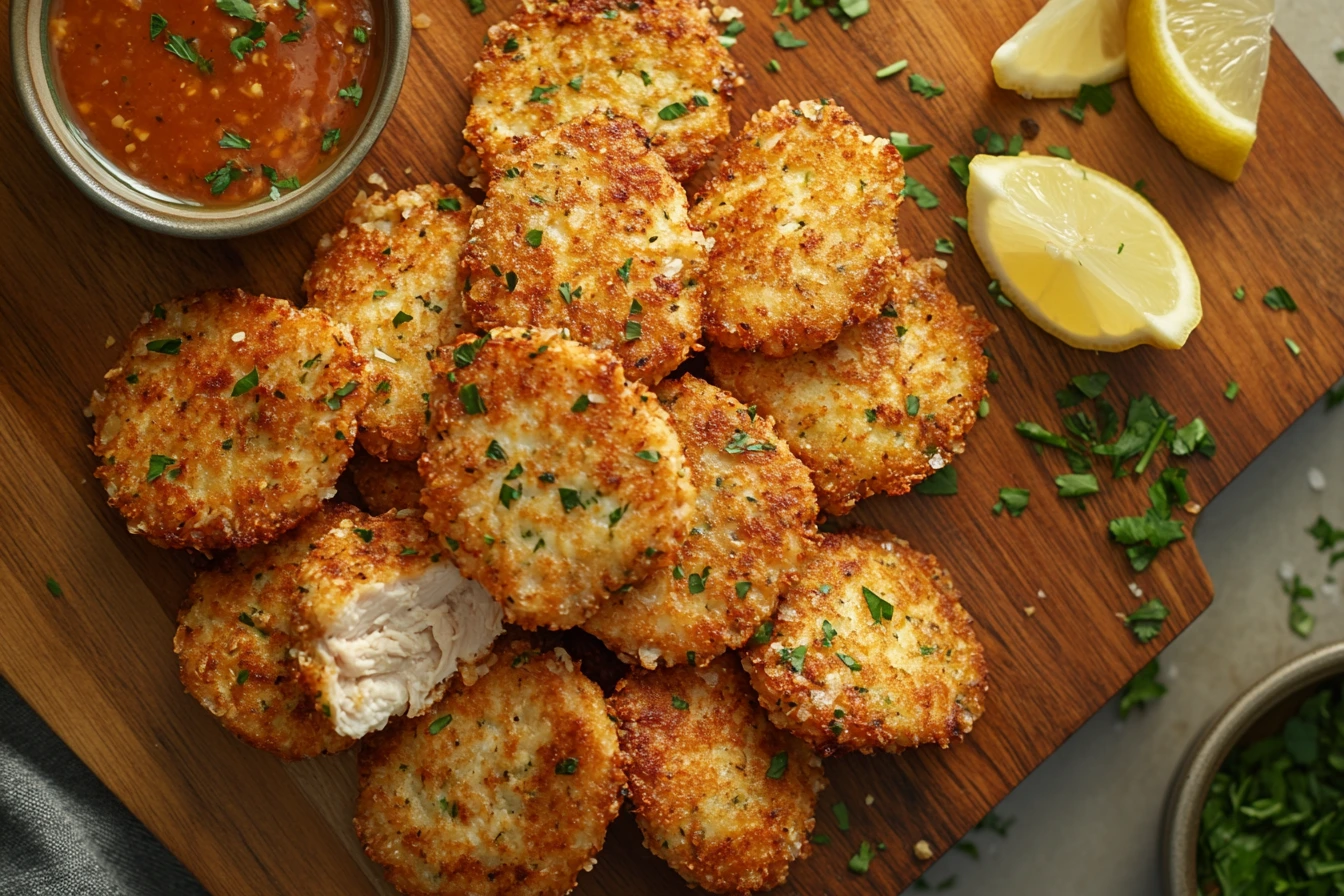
top-left (90, 289), bottom-right (367, 551)
top-left (691, 99), bottom-right (906, 356)
top-left (462, 112), bottom-right (706, 385)
top-left (304, 184), bottom-right (476, 462)
top-left (174, 504), bottom-right (359, 760)
top-left (356, 639), bottom-right (624, 896)
top-left (610, 654), bottom-right (826, 893)
top-left (584, 376), bottom-right (817, 668)
top-left (708, 256), bottom-right (994, 515)
top-left (293, 510), bottom-right (503, 739)
top-left (349, 451), bottom-right (423, 514)
top-left (419, 328), bottom-right (694, 630)
top-left (740, 528), bottom-right (988, 756)
top-left (462, 0), bottom-right (739, 182)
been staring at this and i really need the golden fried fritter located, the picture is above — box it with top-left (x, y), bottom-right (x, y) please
top-left (740, 527), bottom-right (988, 756)
top-left (584, 376), bottom-right (817, 668)
top-left (610, 654), bottom-right (826, 893)
top-left (691, 99), bottom-right (906, 356)
top-left (174, 504), bottom-right (359, 760)
top-left (90, 289), bottom-right (367, 551)
top-left (462, 0), bottom-right (739, 182)
top-left (349, 451), bottom-right (423, 514)
top-left (419, 328), bottom-right (694, 630)
top-left (708, 256), bottom-right (994, 515)
top-left (462, 112), bottom-right (706, 385)
top-left (304, 184), bottom-right (476, 462)
top-left (356, 639), bottom-right (624, 896)
top-left (293, 510), bottom-right (503, 739)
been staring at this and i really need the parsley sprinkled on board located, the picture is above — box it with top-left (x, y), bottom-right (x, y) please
top-left (1285, 337), bottom-right (1302, 357)
top-left (1123, 599), bottom-right (1169, 643)
top-left (913, 466), bottom-right (957, 495)
top-left (875, 59), bottom-right (908, 79)
top-left (901, 177), bottom-right (939, 209)
top-left (1047, 145), bottom-right (1073, 159)
top-left (1055, 473), bottom-right (1099, 498)
top-left (832, 801), bottom-right (851, 831)
top-left (1233, 285), bottom-right (1246, 301)
top-left (1119, 659), bottom-right (1165, 717)
top-left (1108, 467), bottom-right (1189, 570)
top-left (934, 237), bottom-right (954, 255)
top-left (948, 154), bottom-right (971, 187)
top-left (848, 841), bottom-right (877, 874)
top-left (45, 577), bottom-right (64, 598)
top-left (772, 27), bottom-right (807, 48)
top-left (1061, 83), bottom-right (1115, 122)
top-left (1224, 381), bottom-right (1239, 401)
top-left (908, 73), bottom-right (945, 99)
top-left (889, 132), bottom-right (932, 160)
top-left (766, 59), bottom-right (781, 73)
top-left (992, 487), bottom-right (1029, 517)
top-left (765, 751), bottom-right (789, 779)
top-left (1263, 286), bottom-right (1297, 311)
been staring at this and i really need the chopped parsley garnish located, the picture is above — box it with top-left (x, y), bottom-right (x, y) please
top-left (499, 480), bottom-right (522, 508)
top-left (558, 282), bottom-right (580, 304)
top-left (888, 131), bottom-right (931, 160)
top-left (750, 620), bottom-right (774, 645)
top-left (724, 430), bottom-right (775, 453)
top-left (391, 310), bottom-right (413, 328)
top-left (216, 0), bottom-right (256, 18)
top-left (568, 75), bottom-right (583, 90)
top-left (146, 338), bottom-right (181, 354)
top-left (149, 13), bottom-right (168, 38)
top-left (45, 576), bottom-right (64, 598)
top-left (261, 165), bottom-right (299, 198)
top-left (901, 176), bottom-right (939, 209)
top-left (948, 154), bottom-right (971, 187)
top-left (908, 73), bottom-right (945, 99)
top-left (1224, 381), bottom-right (1239, 401)
top-left (1047, 145), bottom-right (1073, 159)
top-left (906, 395), bottom-right (921, 416)
top-left (837, 652), bottom-right (862, 672)
top-left (558, 488), bottom-right (582, 513)
top-left (453, 334), bottom-right (490, 367)
top-left (766, 58), bottom-right (781, 72)
top-left (502, 36), bottom-right (519, 50)
top-left (1233, 285), bottom-right (1246, 301)
top-left (862, 586), bottom-right (893, 624)
top-left (352, 25), bottom-right (367, 42)
top-left (1285, 574), bottom-right (1316, 638)
top-left (164, 33), bottom-right (213, 73)
top-left (1119, 659), bottom-right (1165, 718)
top-left (338, 80), bottom-right (363, 106)
top-left (1263, 286), bottom-right (1297, 311)
top-left (686, 566), bottom-right (710, 593)
top-left (280, 29), bottom-right (301, 41)
top-left (524, 229), bottom-right (543, 247)
top-left (555, 758), bottom-right (579, 775)
top-left (230, 368), bottom-right (259, 396)
top-left (848, 841), bottom-right (877, 874)
top-left (992, 487), bottom-right (1030, 517)
top-left (324, 380), bottom-right (358, 410)
top-left (623, 320), bottom-right (642, 341)
top-left (734, 581), bottom-right (752, 599)
top-left (228, 20), bottom-right (267, 59)
top-left (321, 128), bottom-right (341, 152)
top-left (875, 59), bottom-right (908, 79)
top-left (203, 161), bottom-right (247, 195)
top-left (458, 383), bottom-right (486, 415)
top-left (571, 394), bottom-right (590, 413)
top-left (635, 449), bottom-right (660, 462)
top-left (671, 695), bottom-right (689, 710)
top-left (864, 408), bottom-right (878, 423)
top-left (437, 197), bottom-right (461, 211)
top-left (779, 645), bottom-right (806, 673)
top-left (528, 84), bottom-right (559, 103)
top-left (772, 27), bottom-right (806, 48)
top-left (934, 237), bottom-right (954, 254)
top-left (616, 257), bottom-right (633, 283)
top-left (913, 466), bottom-right (957, 495)
top-left (505, 271), bottom-right (518, 292)
top-left (427, 714), bottom-right (453, 734)
top-left (219, 130), bottom-right (251, 149)
top-left (1124, 599), bottom-right (1169, 644)
top-left (1055, 473), bottom-right (1099, 498)
top-left (1061, 83), bottom-right (1115, 122)
top-left (236, 669), bottom-right (250, 684)
top-left (832, 801), bottom-right (851, 831)
top-left (1108, 467), bottom-right (1189, 570)
top-left (658, 102), bottom-right (689, 120)
top-left (765, 751), bottom-right (789, 779)
top-left (354, 527), bottom-right (374, 543)
top-left (1286, 337), bottom-right (1302, 357)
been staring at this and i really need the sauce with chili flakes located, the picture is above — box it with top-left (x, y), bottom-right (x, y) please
top-left (48, 0), bottom-right (378, 205)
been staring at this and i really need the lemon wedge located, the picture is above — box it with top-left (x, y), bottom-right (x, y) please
top-left (1127, 0), bottom-right (1274, 181)
top-left (991, 0), bottom-right (1129, 98)
top-left (966, 154), bottom-right (1201, 351)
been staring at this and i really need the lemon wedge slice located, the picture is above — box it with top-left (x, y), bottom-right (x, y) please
top-left (1127, 0), bottom-right (1274, 181)
top-left (991, 0), bottom-right (1129, 98)
top-left (967, 154), bottom-right (1201, 351)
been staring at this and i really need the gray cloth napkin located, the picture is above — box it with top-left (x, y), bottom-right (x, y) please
top-left (0, 678), bottom-right (206, 896)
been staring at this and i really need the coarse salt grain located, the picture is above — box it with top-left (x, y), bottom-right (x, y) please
top-left (928, 453), bottom-right (946, 470)
top-left (1278, 561), bottom-right (1296, 584)
top-left (1128, 582), bottom-right (1143, 598)
top-left (412, 12), bottom-right (432, 28)
top-left (864, 794), bottom-right (875, 806)
top-left (1308, 467), bottom-right (1326, 492)
top-left (231, 331), bottom-right (246, 342)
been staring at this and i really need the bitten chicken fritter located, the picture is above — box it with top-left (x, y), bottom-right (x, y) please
top-left (293, 510), bottom-right (503, 739)
top-left (708, 255), bottom-right (994, 515)
top-left (691, 99), bottom-right (906, 356)
top-left (419, 328), bottom-right (695, 630)
top-left (462, 112), bottom-right (706, 385)
top-left (349, 451), bottom-right (423, 515)
top-left (462, 0), bottom-right (739, 182)
top-left (356, 639), bottom-right (624, 896)
top-left (304, 183), bottom-right (476, 462)
top-left (174, 504), bottom-right (359, 760)
top-left (739, 527), bottom-right (988, 756)
top-left (90, 289), bottom-right (367, 551)
top-left (609, 654), bottom-right (826, 893)
top-left (584, 376), bottom-right (817, 668)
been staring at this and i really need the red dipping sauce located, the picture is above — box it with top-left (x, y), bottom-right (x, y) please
top-left (48, 0), bottom-right (379, 205)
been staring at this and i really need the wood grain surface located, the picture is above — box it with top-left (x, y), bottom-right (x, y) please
top-left (2, 0), bottom-right (1343, 892)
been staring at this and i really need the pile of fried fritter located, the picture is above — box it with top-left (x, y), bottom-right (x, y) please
top-left (88, 0), bottom-right (995, 892)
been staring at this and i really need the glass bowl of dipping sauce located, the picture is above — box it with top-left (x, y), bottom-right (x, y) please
top-left (12, 0), bottom-right (410, 237)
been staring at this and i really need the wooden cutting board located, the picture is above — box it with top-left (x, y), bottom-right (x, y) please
top-left (2, 0), bottom-right (1343, 891)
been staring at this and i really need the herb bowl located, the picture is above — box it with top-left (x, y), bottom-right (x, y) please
top-left (10, 0), bottom-right (410, 239)
top-left (1162, 642), bottom-right (1344, 894)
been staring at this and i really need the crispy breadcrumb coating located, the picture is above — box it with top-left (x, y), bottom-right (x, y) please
top-left (356, 640), bottom-right (624, 896)
top-left (691, 99), bottom-right (906, 356)
top-left (739, 527), bottom-right (988, 756)
top-left (610, 654), bottom-right (826, 892)
top-left (463, 112), bottom-right (706, 385)
top-left (349, 451), bottom-right (423, 515)
top-left (419, 328), bottom-right (695, 630)
top-left (584, 375), bottom-right (817, 667)
top-left (462, 0), bottom-right (739, 181)
top-left (708, 255), bottom-right (994, 515)
top-left (90, 289), bottom-right (367, 551)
